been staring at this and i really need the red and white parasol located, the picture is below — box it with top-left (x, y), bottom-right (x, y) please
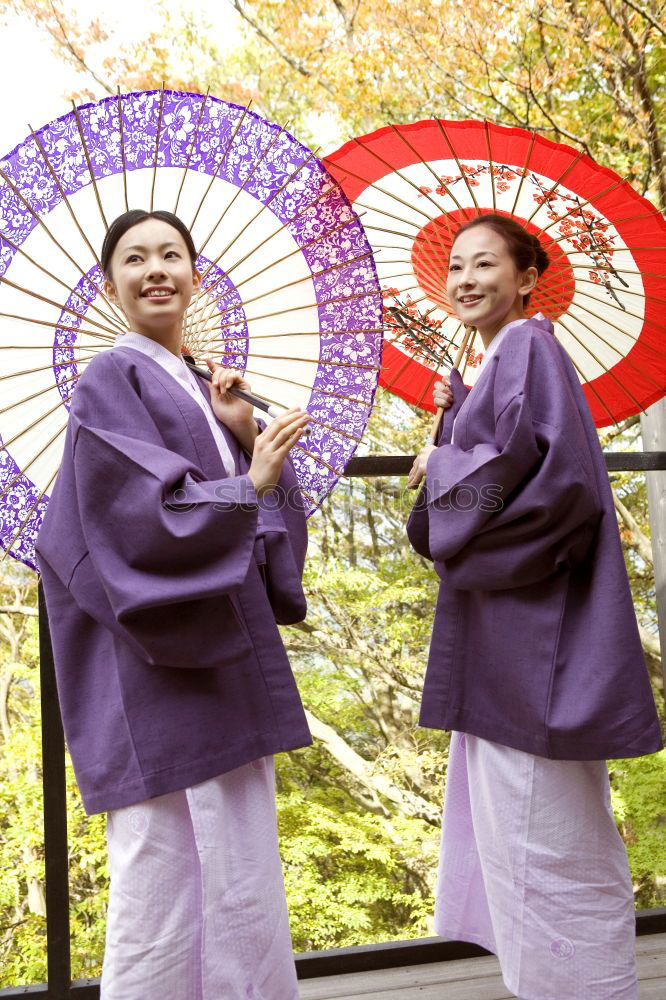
top-left (325, 119), bottom-right (666, 426)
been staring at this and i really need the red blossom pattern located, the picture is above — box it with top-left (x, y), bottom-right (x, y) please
top-left (412, 162), bottom-right (624, 306)
top-left (382, 289), bottom-right (453, 367)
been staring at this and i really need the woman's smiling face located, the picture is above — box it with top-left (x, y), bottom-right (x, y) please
top-left (104, 217), bottom-right (200, 338)
top-left (446, 224), bottom-right (537, 342)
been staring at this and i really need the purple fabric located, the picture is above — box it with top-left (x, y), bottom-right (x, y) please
top-left (36, 348), bottom-right (312, 814)
top-left (407, 317), bottom-right (661, 760)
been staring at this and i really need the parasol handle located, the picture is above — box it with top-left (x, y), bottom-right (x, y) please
top-left (428, 325), bottom-right (474, 444)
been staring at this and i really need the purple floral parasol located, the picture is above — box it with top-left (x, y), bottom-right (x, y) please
top-left (0, 89), bottom-right (383, 569)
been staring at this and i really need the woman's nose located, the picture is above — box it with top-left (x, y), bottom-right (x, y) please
top-left (145, 257), bottom-right (168, 279)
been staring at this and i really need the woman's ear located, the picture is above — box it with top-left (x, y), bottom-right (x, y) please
top-left (192, 268), bottom-right (202, 293)
top-left (519, 266), bottom-right (539, 299)
top-left (104, 279), bottom-right (119, 305)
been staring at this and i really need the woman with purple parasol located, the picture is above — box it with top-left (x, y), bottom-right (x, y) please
top-left (36, 209), bottom-right (312, 999)
top-left (407, 214), bottom-right (662, 1000)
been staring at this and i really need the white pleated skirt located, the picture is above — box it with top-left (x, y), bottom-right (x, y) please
top-left (436, 732), bottom-right (638, 1000)
top-left (100, 757), bottom-right (298, 1000)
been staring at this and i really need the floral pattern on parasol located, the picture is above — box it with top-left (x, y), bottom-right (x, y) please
top-left (0, 89), bottom-right (383, 569)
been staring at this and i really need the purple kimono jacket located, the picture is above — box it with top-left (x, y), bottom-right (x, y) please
top-left (36, 347), bottom-right (312, 814)
top-left (407, 317), bottom-right (662, 760)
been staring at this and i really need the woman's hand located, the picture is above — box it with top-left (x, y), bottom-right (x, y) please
top-left (405, 378), bottom-right (453, 488)
top-left (407, 444), bottom-right (437, 490)
top-left (248, 408), bottom-right (311, 495)
top-left (206, 361), bottom-right (258, 453)
top-left (433, 377), bottom-right (454, 410)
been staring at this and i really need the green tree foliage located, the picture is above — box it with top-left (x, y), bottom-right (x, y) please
top-left (611, 750), bottom-right (666, 909)
top-left (0, 570), bottom-right (44, 987)
top-left (0, 569), bottom-right (109, 986)
top-left (278, 760), bottom-right (438, 950)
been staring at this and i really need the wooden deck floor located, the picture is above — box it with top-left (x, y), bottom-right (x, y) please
top-left (299, 932), bottom-right (666, 999)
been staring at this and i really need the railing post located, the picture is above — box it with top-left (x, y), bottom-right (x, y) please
top-left (39, 582), bottom-right (71, 999)
top-left (640, 405), bottom-right (666, 699)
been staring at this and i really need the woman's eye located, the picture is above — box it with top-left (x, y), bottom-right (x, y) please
top-left (477, 260), bottom-right (492, 267)
top-left (165, 251), bottom-right (179, 259)
top-left (449, 264), bottom-right (461, 271)
top-left (126, 255), bottom-right (141, 264)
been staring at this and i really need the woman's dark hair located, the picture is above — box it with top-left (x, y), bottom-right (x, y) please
top-left (101, 210), bottom-right (198, 279)
top-left (452, 213), bottom-right (549, 306)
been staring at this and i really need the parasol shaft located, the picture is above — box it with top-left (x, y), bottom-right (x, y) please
top-left (184, 360), bottom-right (283, 418)
top-left (428, 325), bottom-right (474, 444)
top-left (185, 360), bottom-right (312, 438)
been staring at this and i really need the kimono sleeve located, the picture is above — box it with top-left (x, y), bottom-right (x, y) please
top-left (69, 353), bottom-right (261, 664)
top-left (419, 333), bottom-right (603, 591)
top-left (244, 424), bottom-right (308, 626)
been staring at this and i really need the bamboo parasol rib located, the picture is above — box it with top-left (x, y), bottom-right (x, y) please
top-left (149, 84), bottom-right (166, 213)
top-left (0, 164), bottom-right (124, 330)
top-left (71, 102), bottom-right (109, 232)
top-left (188, 103), bottom-right (253, 234)
top-left (197, 120), bottom-right (292, 261)
top-left (173, 89), bottom-right (210, 215)
top-left (189, 210), bottom-right (370, 324)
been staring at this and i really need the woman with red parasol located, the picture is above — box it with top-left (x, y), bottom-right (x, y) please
top-left (325, 118), bottom-right (666, 999)
top-left (406, 212), bottom-right (661, 1000)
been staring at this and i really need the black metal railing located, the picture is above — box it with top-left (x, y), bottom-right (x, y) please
top-left (2, 453), bottom-right (666, 999)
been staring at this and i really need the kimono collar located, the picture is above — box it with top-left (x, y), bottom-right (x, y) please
top-left (113, 331), bottom-right (192, 387)
top-left (113, 331), bottom-right (237, 478)
top-left (444, 314), bottom-right (551, 447)
top-left (479, 312), bottom-right (547, 374)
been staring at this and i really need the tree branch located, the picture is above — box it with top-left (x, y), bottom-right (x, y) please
top-left (228, 0), bottom-right (336, 96)
top-left (45, 0), bottom-right (114, 94)
top-left (0, 604), bottom-right (38, 617)
top-left (613, 491), bottom-right (654, 566)
top-left (638, 622), bottom-right (661, 661)
top-left (601, 413), bottom-right (640, 445)
top-left (397, 19), bottom-right (525, 126)
top-left (305, 709), bottom-right (439, 825)
top-left (598, 0), bottom-right (666, 209)
top-left (331, 0), bottom-right (355, 39)
top-left (620, 0), bottom-right (666, 38)
top-left (0, 670), bottom-right (13, 743)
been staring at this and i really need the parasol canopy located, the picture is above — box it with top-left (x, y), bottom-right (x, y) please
top-left (0, 89), bottom-right (383, 569)
top-left (324, 119), bottom-right (666, 425)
